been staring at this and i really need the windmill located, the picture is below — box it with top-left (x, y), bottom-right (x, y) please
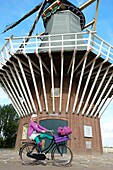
top-left (2, 0), bottom-right (100, 37)
top-left (1, 0), bottom-right (113, 154)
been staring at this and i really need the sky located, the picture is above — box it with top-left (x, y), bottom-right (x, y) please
top-left (0, 0), bottom-right (113, 147)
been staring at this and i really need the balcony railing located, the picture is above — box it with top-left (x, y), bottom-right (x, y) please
top-left (0, 30), bottom-right (113, 67)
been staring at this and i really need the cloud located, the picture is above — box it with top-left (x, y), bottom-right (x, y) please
top-left (100, 99), bottom-right (113, 147)
top-left (102, 137), bottom-right (113, 147)
top-left (101, 119), bottom-right (113, 146)
top-left (101, 118), bottom-right (113, 129)
top-left (99, 97), bottom-right (113, 117)
top-left (0, 87), bottom-right (11, 105)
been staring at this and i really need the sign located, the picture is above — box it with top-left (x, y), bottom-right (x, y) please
top-left (22, 124), bottom-right (28, 140)
top-left (84, 125), bottom-right (92, 138)
top-left (51, 88), bottom-right (60, 97)
top-left (86, 141), bottom-right (92, 149)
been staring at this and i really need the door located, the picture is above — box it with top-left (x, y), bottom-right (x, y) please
top-left (40, 119), bottom-right (68, 150)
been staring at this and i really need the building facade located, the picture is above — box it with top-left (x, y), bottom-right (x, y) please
top-left (0, 1), bottom-right (113, 154)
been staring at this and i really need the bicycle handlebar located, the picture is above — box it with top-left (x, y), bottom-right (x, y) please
top-left (46, 129), bottom-right (54, 136)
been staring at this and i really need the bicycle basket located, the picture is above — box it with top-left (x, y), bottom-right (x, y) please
top-left (54, 134), bottom-right (70, 143)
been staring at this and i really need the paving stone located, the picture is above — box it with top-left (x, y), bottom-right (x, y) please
top-left (0, 149), bottom-right (113, 169)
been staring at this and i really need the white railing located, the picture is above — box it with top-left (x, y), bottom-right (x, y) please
top-left (0, 30), bottom-right (113, 67)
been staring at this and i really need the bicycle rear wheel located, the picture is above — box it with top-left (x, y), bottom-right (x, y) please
top-left (19, 143), bottom-right (38, 165)
top-left (52, 144), bottom-right (73, 166)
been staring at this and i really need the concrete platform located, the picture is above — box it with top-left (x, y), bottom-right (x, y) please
top-left (0, 149), bottom-right (113, 170)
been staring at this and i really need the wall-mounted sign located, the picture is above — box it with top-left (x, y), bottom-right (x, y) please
top-left (22, 124), bottom-right (28, 140)
top-left (84, 125), bottom-right (92, 138)
top-left (51, 88), bottom-right (60, 97)
top-left (86, 141), bottom-right (92, 149)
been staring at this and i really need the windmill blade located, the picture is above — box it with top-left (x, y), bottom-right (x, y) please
top-left (93, 0), bottom-right (100, 31)
top-left (19, 0), bottom-right (47, 49)
top-left (27, 0), bottom-right (47, 37)
top-left (2, 3), bottom-right (42, 33)
top-left (79, 0), bottom-right (96, 10)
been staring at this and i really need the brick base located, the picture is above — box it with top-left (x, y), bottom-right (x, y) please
top-left (15, 114), bottom-right (103, 154)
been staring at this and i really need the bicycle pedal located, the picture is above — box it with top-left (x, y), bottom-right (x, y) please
top-left (46, 158), bottom-right (50, 160)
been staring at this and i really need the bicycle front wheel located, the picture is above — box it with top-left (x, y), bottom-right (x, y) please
top-left (52, 144), bottom-right (73, 166)
top-left (19, 143), bottom-right (38, 165)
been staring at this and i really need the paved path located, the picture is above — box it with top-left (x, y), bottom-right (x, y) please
top-left (0, 149), bottom-right (113, 170)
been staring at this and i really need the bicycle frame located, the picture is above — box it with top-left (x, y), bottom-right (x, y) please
top-left (41, 135), bottom-right (62, 154)
top-left (19, 134), bottom-right (67, 156)
top-left (19, 133), bottom-right (73, 166)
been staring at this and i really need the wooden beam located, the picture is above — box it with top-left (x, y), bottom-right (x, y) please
top-left (35, 52), bottom-right (49, 114)
top-left (72, 51), bottom-right (88, 114)
top-left (84, 19), bottom-right (95, 29)
top-left (77, 57), bottom-right (96, 114)
top-left (91, 73), bottom-right (113, 117)
top-left (27, 55), bottom-right (42, 113)
top-left (82, 61), bottom-right (104, 115)
top-left (93, 0), bottom-right (100, 31)
top-left (86, 67), bottom-right (110, 116)
top-left (79, 0), bottom-right (96, 10)
top-left (59, 50), bottom-right (64, 114)
top-left (66, 49), bottom-right (77, 114)
top-left (0, 77), bottom-right (22, 117)
top-left (12, 62), bottom-right (33, 113)
top-left (49, 51), bottom-right (55, 113)
top-left (99, 96), bottom-right (113, 118)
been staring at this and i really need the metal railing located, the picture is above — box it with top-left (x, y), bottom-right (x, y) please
top-left (0, 30), bottom-right (113, 67)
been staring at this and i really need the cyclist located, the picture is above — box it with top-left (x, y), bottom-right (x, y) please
top-left (28, 113), bottom-right (53, 149)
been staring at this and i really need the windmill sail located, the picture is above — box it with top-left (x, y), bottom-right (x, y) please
top-left (2, 3), bottom-right (42, 33)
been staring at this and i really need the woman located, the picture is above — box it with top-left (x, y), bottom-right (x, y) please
top-left (28, 113), bottom-right (53, 149)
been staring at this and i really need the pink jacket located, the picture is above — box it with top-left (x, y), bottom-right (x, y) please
top-left (28, 121), bottom-right (47, 137)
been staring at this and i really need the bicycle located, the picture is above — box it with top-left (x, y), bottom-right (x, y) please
top-left (19, 130), bottom-right (73, 166)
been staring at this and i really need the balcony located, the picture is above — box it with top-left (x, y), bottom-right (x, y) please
top-left (0, 30), bottom-right (113, 68)
top-left (0, 30), bottom-right (113, 118)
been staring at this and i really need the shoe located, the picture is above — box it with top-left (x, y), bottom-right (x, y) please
top-left (41, 139), bottom-right (45, 149)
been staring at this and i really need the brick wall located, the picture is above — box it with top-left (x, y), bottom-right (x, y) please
top-left (15, 114), bottom-right (103, 154)
top-left (15, 75), bottom-right (103, 154)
